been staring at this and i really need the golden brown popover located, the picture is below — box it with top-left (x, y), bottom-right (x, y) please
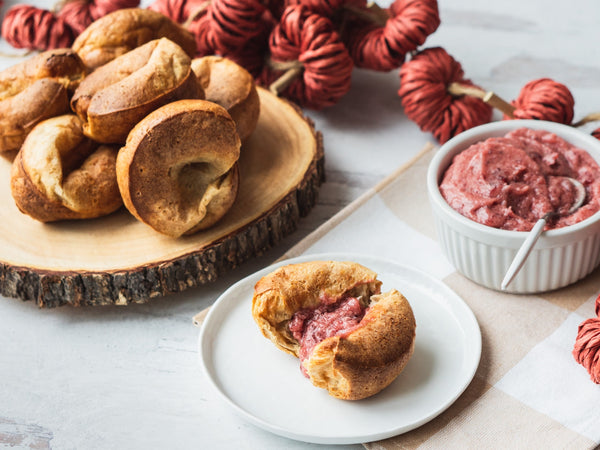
top-left (0, 49), bottom-right (86, 157)
top-left (71, 38), bottom-right (203, 144)
top-left (116, 99), bottom-right (241, 237)
top-left (252, 261), bottom-right (416, 400)
top-left (72, 8), bottom-right (197, 70)
top-left (191, 56), bottom-right (260, 142)
top-left (10, 114), bottom-right (122, 222)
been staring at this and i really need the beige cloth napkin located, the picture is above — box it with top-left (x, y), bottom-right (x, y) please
top-left (195, 143), bottom-right (600, 448)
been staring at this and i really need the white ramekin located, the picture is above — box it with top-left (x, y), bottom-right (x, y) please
top-left (427, 120), bottom-right (600, 293)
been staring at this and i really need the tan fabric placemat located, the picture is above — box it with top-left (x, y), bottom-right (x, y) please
top-left (195, 143), bottom-right (600, 448)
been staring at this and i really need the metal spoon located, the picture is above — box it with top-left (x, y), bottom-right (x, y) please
top-left (500, 177), bottom-right (587, 290)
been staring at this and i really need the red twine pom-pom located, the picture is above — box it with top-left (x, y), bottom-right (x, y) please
top-left (1, 5), bottom-right (75, 50)
top-left (507, 78), bottom-right (575, 124)
top-left (58, 0), bottom-right (140, 35)
top-left (285, 0), bottom-right (366, 19)
top-left (185, 3), bottom-right (217, 56)
top-left (148, 0), bottom-right (189, 23)
top-left (201, 0), bottom-right (275, 76)
top-left (148, 0), bottom-right (208, 24)
top-left (398, 47), bottom-right (493, 144)
top-left (573, 294), bottom-right (600, 384)
top-left (221, 24), bottom-right (272, 78)
top-left (346, 0), bottom-right (440, 71)
top-left (179, 0), bottom-right (273, 76)
top-left (261, 5), bottom-right (353, 110)
top-left (1, 0), bottom-right (140, 51)
top-left (208, 0), bottom-right (270, 53)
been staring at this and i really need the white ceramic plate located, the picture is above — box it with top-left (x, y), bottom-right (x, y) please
top-left (198, 253), bottom-right (481, 445)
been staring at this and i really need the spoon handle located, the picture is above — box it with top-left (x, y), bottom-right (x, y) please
top-left (501, 217), bottom-right (548, 290)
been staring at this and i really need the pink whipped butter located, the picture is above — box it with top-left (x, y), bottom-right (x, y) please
top-left (289, 297), bottom-right (366, 376)
top-left (439, 128), bottom-right (600, 231)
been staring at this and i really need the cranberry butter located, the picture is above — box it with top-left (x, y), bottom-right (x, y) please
top-left (440, 128), bottom-right (600, 231)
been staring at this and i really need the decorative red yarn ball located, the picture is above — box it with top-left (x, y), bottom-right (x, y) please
top-left (186, 6), bottom-right (216, 55)
top-left (573, 294), bottom-right (600, 384)
top-left (148, 0), bottom-right (208, 23)
top-left (220, 24), bottom-right (272, 78)
top-left (388, 0), bottom-right (440, 48)
top-left (593, 129), bottom-right (600, 141)
top-left (183, 0), bottom-right (271, 76)
top-left (148, 0), bottom-right (188, 23)
top-left (1, 0), bottom-right (140, 51)
top-left (508, 78), bottom-right (575, 124)
top-left (1, 5), bottom-right (75, 50)
top-left (285, 0), bottom-right (366, 19)
top-left (263, 5), bottom-right (354, 110)
top-left (346, 0), bottom-right (440, 71)
top-left (398, 47), bottom-right (493, 144)
top-left (58, 0), bottom-right (140, 34)
top-left (208, 0), bottom-right (272, 54)
top-left (264, 0), bottom-right (288, 20)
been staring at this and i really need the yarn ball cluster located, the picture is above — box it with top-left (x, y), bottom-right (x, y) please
top-left (397, 46), bottom-right (577, 143)
top-left (0, 0), bottom-right (596, 140)
top-left (573, 294), bottom-right (600, 384)
top-left (0, 0), bottom-right (441, 110)
top-left (398, 47), bottom-right (492, 144)
top-left (149, 0), bottom-right (441, 109)
top-left (1, 0), bottom-right (140, 50)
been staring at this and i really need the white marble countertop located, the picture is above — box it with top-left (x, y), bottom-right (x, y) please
top-left (2, 0), bottom-right (600, 448)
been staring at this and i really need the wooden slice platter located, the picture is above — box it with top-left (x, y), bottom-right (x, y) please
top-left (0, 87), bottom-right (324, 307)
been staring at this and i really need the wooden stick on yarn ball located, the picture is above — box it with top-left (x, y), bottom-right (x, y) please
top-left (447, 82), bottom-right (516, 118)
top-left (574, 113), bottom-right (600, 141)
top-left (398, 47), bottom-right (493, 144)
top-left (573, 112), bottom-right (600, 128)
top-left (343, 2), bottom-right (389, 27)
top-left (262, 5), bottom-right (353, 109)
top-left (268, 59), bottom-right (304, 96)
top-left (448, 77), bottom-right (576, 125)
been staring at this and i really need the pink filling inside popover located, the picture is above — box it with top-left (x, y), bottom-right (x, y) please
top-left (288, 296), bottom-right (367, 376)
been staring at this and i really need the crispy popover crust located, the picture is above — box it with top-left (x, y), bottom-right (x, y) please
top-left (252, 261), bottom-right (416, 400)
top-left (116, 99), bottom-right (241, 237)
top-left (71, 38), bottom-right (203, 144)
top-left (72, 8), bottom-right (197, 69)
top-left (191, 56), bottom-right (260, 142)
top-left (307, 289), bottom-right (416, 400)
top-left (0, 49), bottom-right (86, 156)
top-left (10, 115), bottom-right (122, 222)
